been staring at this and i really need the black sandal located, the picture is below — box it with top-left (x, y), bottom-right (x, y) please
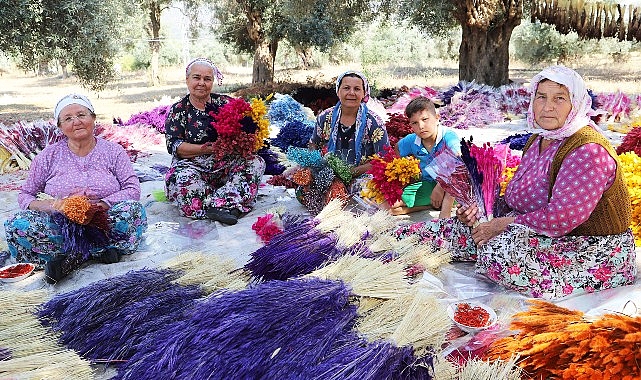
top-left (44, 255), bottom-right (67, 284)
top-left (206, 208), bottom-right (238, 225)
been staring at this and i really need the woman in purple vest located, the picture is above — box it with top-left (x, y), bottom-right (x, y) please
top-left (397, 66), bottom-right (635, 299)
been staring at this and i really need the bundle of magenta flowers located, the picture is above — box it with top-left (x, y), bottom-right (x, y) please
top-left (497, 83), bottom-right (531, 119)
top-left (438, 81), bottom-right (505, 129)
top-left (204, 97), bottom-right (270, 160)
top-left (116, 104), bottom-right (172, 134)
top-left (0, 120), bottom-right (64, 171)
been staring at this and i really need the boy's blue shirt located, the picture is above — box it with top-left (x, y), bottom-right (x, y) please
top-left (397, 123), bottom-right (460, 181)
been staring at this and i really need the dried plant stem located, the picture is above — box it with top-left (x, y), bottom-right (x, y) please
top-left (356, 296), bottom-right (385, 315)
top-left (0, 291), bottom-right (93, 379)
top-left (357, 290), bottom-right (450, 355)
top-left (164, 251), bottom-right (248, 293)
top-left (390, 292), bottom-right (450, 355)
top-left (308, 255), bottom-right (413, 299)
top-left (333, 217), bottom-right (369, 248)
top-left (367, 234), bottom-right (398, 253)
top-left (0, 351), bottom-right (94, 379)
top-left (0, 290), bottom-right (47, 316)
top-left (315, 199), bottom-right (349, 231)
top-left (456, 356), bottom-right (522, 380)
top-left (362, 210), bottom-right (401, 235)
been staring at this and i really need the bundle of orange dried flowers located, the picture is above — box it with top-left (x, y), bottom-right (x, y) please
top-left (323, 179), bottom-right (348, 205)
top-left (292, 168), bottom-right (313, 186)
top-left (61, 195), bottom-right (96, 225)
top-left (484, 300), bottom-right (641, 380)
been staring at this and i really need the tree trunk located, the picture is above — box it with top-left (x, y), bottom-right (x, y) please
top-left (455, 0), bottom-right (522, 87)
top-left (459, 22), bottom-right (517, 86)
top-left (59, 58), bottom-right (68, 79)
top-left (37, 59), bottom-right (49, 76)
top-left (148, 1), bottom-right (162, 86)
top-left (244, 6), bottom-right (276, 85)
top-left (252, 39), bottom-right (273, 84)
top-left (294, 46), bottom-right (313, 69)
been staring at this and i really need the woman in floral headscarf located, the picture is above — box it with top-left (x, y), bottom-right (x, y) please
top-left (308, 70), bottom-right (389, 177)
top-left (397, 65), bottom-right (635, 300)
top-left (164, 58), bottom-right (265, 226)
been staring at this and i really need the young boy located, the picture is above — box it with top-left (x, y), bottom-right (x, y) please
top-left (388, 96), bottom-right (460, 218)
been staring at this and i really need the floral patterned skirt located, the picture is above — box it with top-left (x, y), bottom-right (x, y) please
top-left (4, 200), bottom-right (148, 269)
top-left (165, 154), bottom-right (265, 219)
top-left (396, 217), bottom-right (637, 299)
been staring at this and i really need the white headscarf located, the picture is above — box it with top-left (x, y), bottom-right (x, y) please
top-left (527, 65), bottom-right (601, 140)
top-left (54, 94), bottom-right (94, 121)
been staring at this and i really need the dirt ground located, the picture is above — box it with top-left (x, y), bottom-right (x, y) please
top-left (2, 58), bottom-right (641, 125)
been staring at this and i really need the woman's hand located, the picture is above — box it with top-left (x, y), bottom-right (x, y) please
top-left (455, 203), bottom-right (480, 227)
top-left (28, 199), bottom-right (62, 213)
top-left (351, 163), bottom-right (372, 177)
top-left (471, 216), bottom-right (515, 246)
top-left (89, 199), bottom-right (110, 210)
top-left (176, 142), bottom-right (215, 159)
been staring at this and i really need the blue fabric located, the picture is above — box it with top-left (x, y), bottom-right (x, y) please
top-left (397, 124), bottom-right (460, 181)
top-left (310, 104), bottom-right (389, 166)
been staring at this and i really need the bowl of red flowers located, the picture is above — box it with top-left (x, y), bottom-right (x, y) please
top-left (0, 263), bottom-right (36, 283)
top-left (447, 301), bottom-right (497, 334)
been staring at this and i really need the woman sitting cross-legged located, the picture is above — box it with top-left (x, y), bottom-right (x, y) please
top-left (397, 66), bottom-right (636, 299)
top-left (164, 58), bottom-right (265, 225)
top-left (4, 94), bottom-right (148, 284)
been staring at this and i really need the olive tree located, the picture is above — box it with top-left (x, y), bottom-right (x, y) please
top-left (213, 0), bottom-right (373, 84)
top-left (0, 0), bottom-right (132, 91)
top-left (400, 0), bottom-right (641, 87)
top-left (398, 0), bottom-right (523, 87)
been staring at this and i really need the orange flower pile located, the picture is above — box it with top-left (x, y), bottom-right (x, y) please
top-left (485, 300), bottom-right (641, 380)
top-left (292, 168), bottom-right (312, 186)
top-left (324, 179), bottom-right (349, 205)
top-left (61, 195), bottom-right (95, 225)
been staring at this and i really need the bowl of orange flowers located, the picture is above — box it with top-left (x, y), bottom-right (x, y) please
top-left (447, 301), bottom-right (497, 334)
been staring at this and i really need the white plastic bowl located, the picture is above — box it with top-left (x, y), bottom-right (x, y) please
top-left (0, 263), bottom-right (36, 283)
top-left (447, 301), bottom-right (497, 334)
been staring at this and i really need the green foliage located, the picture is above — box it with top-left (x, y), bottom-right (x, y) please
top-left (511, 21), bottom-right (583, 65)
top-left (0, 0), bottom-right (39, 54)
top-left (213, 0), bottom-right (257, 54)
top-left (396, 0), bottom-right (457, 38)
top-left (510, 21), bottom-right (637, 67)
top-left (0, 0), bottom-right (137, 91)
top-left (355, 20), bottom-right (460, 68)
top-left (212, 0), bottom-right (374, 69)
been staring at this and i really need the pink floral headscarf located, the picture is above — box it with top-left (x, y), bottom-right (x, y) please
top-left (185, 57), bottom-right (224, 86)
top-left (527, 65), bottom-right (600, 140)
